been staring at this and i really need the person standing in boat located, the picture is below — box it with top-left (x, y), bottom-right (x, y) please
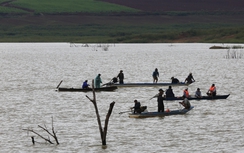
top-left (166, 86), bottom-right (175, 98)
top-left (117, 70), bottom-right (124, 84)
top-left (95, 74), bottom-right (102, 88)
top-left (179, 98), bottom-right (191, 109)
top-left (195, 88), bottom-right (202, 98)
top-left (184, 73), bottom-right (195, 84)
top-left (207, 84), bottom-right (216, 96)
top-left (82, 80), bottom-right (90, 89)
top-left (157, 89), bottom-right (165, 112)
top-left (152, 68), bottom-right (159, 83)
top-left (171, 77), bottom-right (179, 84)
top-left (131, 100), bottom-right (141, 114)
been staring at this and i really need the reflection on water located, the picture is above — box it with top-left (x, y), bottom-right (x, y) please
top-left (0, 43), bottom-right (244, 152)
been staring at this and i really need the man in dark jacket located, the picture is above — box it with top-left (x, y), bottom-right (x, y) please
top-left (157, 89), bottom-right (165, 112)
top-left (166, 86), bottom-right (175, 97)
top-left (184, 73), bottom-right (195, 84)
top-left (131, 100), bottom-right (141, 114)
top-left (117, 70), bottom-right (124, 84)
top-left (171, 77), bottom-right (179, 84)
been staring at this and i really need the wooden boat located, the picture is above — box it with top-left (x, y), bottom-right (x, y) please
top-left (164, 94), bottom-right (230, 101)
top-left (105, 82), bottom-right (189, 87)
top-left (57, 86), bottom-right (117, 92)
top-left (129, 106), bottom-right (194, 118)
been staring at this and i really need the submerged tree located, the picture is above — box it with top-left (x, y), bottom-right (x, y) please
top-left (225, 49), bottom-right (243, 59)
top-left (23, 117), bottom-right (59, 145)
top-left (86, 79), bottom-right (115, 146)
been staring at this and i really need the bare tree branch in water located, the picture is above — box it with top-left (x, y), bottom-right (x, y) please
top-left (23, 117), bottom-right (59, 145)
top-left (86, 79), bottom-right (115, 146)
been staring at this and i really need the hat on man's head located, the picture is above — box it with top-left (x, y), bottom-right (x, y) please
top-left (159, 89), bottom-right (164, 92)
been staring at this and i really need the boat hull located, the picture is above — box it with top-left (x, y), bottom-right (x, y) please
top-left (57, 86), bottom-right (117, 92)
top-left (107, 82), bottom-right (189, 87)
top-left (129, 106), bottom-right (194, 118)
top-left (164, 94), bottom-right (230, 101)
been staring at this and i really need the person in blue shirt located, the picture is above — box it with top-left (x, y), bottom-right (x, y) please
top-left (195, 88), bottom-right (202, 98)
top-left (82, 80), bottom-right (90, 89)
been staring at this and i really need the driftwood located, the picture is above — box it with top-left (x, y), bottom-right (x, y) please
top-left (23, 117), bottom-right (59, 145)
top-left (86, 79), bottom-right (115, 146)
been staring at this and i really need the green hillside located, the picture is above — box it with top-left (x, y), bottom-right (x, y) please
top-left (0, 0), bottom-right (138, 13)
top-left (0, 0), bottom-right (244, 43)
top-left (0, 6), bottom-right (26, 13)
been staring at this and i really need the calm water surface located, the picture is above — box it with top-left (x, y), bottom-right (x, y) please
top-left (0, 43), bottom-right (244, 153)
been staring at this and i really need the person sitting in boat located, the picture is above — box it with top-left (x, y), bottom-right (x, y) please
top-left (207, 84), bottom-right (216, 96)
top-left (166, 86), bottom-right (175, 98)
top-left (171, 77), bottom-right (179, 84)
top-left (131, 100), bottom-right (141, 114)
top-left (117, 70), bottom-right (124, 84)
top-left (195, 88), bottom-right (202, 98)
top-left (152, 68), bottom-right (159, 83)
top-left (102, 77), bottom-right (117, 86)
top-left (184, 73), bottom-right (195, 84)
top-left (112, 77), bottom-right (118, 83)
top-left (179, 98), bottom-right (191, 109)
top-left (82, 80), bottom-right (90, 89)
top-left (95, 74), bottom-right (102, 88)
top-left (183, 88), bottom-right (190, 98)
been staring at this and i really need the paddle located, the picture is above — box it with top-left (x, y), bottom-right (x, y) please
top-left (149, 93), bottom-right (159, 100)
top-left (102, 82), bottom-right (109, 86)
top-left (102, 80), bottom-right (113, 86)
top-left (119, 110), bottom-right (132, 114)
top-left (56, 80), bottom-right (63, 88)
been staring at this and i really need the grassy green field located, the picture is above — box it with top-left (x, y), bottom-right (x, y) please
top-left (1, 23), bottom-right (243, 43)
top-left (1, 0), bottom-right (138, 13)
top-left (0, 0), bottom-right (244, 43)
top-left (0, 6), bottom-right (27, 13)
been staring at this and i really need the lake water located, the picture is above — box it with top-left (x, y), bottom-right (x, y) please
top-left (0, 43), bottom-right (244, 153)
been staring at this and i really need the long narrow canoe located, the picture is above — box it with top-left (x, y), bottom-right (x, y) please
top-left (164, 94), bottom-right (230, 101)
top-left (57, 86), bottom-right (117, 92)
top-left (106, 82), bottom-right (189, 87)
top-left (129, 106), bottom-right (194, 118)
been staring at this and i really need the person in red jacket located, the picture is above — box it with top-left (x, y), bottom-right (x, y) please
top-left (183, 88), bottom-right (190, 98)
top-left (207, 84), bottom-right (216, 96)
